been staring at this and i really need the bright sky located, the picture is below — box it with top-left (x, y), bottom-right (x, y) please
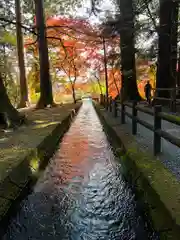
top-left (70, 0), bottom-right (153, 50)
top-left (68, 0), bottom-right (116, 24)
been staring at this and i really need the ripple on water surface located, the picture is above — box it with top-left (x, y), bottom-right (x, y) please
top-left (4, 100), bottom-right (157, 240)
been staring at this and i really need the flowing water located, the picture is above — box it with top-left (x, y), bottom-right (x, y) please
top-left (4, 100), bottom-right (158, 240)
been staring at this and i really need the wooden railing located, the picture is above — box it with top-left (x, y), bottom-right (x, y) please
top-left (152, 88), bottom-right (180, 112)
top-left (100, 94), bottom-right (180, 156)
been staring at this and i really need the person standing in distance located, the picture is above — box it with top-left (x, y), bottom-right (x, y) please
top-left (144, 81), bottom-right (152, 105)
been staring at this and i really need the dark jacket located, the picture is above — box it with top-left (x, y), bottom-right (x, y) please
top-left (144, 83), bottom-right (152, 95)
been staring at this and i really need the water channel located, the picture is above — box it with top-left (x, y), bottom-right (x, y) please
top-left (4, 100), bottom-right (158, 239)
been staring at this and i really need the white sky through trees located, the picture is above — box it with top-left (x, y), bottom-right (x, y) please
top-left (66, 0), bottom-right (116, 24)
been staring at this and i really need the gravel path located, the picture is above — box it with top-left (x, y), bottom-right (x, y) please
top-left (114, 104), bottom-right (180, 181)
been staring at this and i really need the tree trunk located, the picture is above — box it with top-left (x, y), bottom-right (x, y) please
top-left (102, 37), bottom-right (109, 99)
top-left (34, 0), bottom-right (54, 108)
top-left (0, 74), bottom-right (25, 128)
top-left (171, 2), bottom-right (178, 88)
top-left (177, 47), bottom-right (180, 97)
top-left (71, 84), bottom-right (76, 104)
top-left (156, 0), bottom-right (178, 98)
top-left (119, 0), bottom-right (141, 101)
top-left (94, 75), bottom-right (103, 94)
top-left (15, 0), bottom-right (29, 108)
top-left (112, 69), bottom-right (120, 95)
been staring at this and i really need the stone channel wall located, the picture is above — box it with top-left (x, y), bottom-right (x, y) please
top-left (0, 104), bottom-right (81, 236)
top-left (95, 103), bottom-right (180, 240)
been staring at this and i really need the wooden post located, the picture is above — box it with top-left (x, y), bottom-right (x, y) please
top-left (153, 105), bottom-right (162, 155)
top-left (103, 95), bottom-right (106, 107)
top-left (106, 96), bottom-right (108, 110)
top-left (153, 88), bottom-right (157, 104)
top-left (103, 94), bottom-right (105, 106)
top-left (100, 94), bottom-right (103, 105)
top-left (121, 101), bottom-right (125, 124)
top-left (132, 101), bottom-right (137, 135)
top-left (170, 89), bottom-right (173, 112)
top-left (170, 88), bottom-right (176, 112)
top-left (113, 100), bottom-right (117, 117)
top-left (109, 97), bottom-right (112, 112)
top-left (103, 94), bottom-right (105, 108)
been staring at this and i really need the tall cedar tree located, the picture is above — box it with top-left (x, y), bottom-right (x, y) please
top-left (34, 0), bottom-right (54, 108)
top-left (156, 0), bottom-right (178, 98)
top-left (0, 73), bottom-right (24, 127)
top-left (15, 0), bottom-right (29, 108)
top-left (119, 0), bottom-right (141, 101)
top-left (178, 47), bottom-right (180, 96)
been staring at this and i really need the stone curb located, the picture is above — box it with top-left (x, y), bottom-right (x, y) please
top-left (95, 103), bottom-right (180, 240)
top-left (0, 104), bottom-right (81, 236)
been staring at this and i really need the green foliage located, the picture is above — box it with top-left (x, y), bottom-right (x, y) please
top-left (30, 92), bottom-right (40, 104)
top-left (89, 79), bottom-right (106, 94)
top-left (27, 61), bottom-right (40, 94)
top-left (0, 31), bottom-right (17, 46)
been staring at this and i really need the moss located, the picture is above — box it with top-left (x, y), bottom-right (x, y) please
top-left (95, 103), bottom-right (180, 239)
top-left (29, 154), bottom-right (40, 173)
top-left (125, 146), bottom-right (180, 227)
top-left (0, 103), bottom-right (81, 227)
top-left (0, 198), bottom-right (11, 221)
top-left (162, 113), bottom-right (180, 125)
top-left (32, 121), bottom-right (58, 129)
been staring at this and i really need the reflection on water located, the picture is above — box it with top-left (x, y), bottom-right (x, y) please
top-left (4, 100), bottom-right (157, 239)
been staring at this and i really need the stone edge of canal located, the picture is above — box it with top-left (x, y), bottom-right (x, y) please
top-left (94, 102), bottom-right (180, 240)
top-left (0, 103), bottom-right (81, 238)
